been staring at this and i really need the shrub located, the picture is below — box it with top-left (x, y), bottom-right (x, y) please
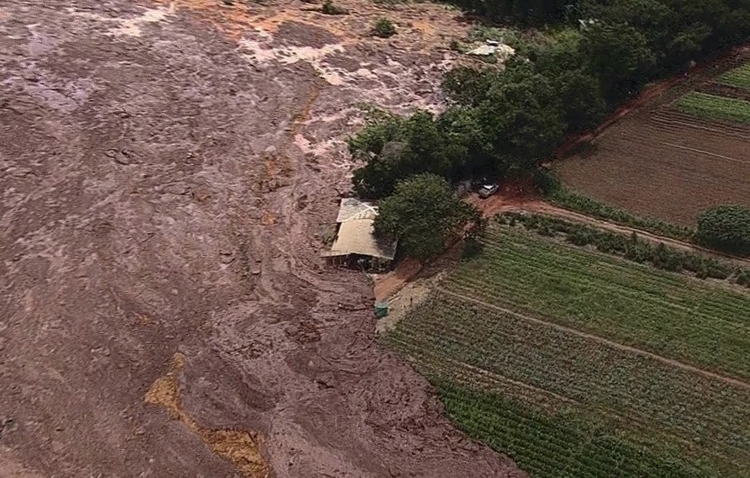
top-left (321, 0), bottom-right (347, 15)
top-left (696, 205), bottom-right (750, 255)
top-left (533, 169), bottom-right (561, 195)
top-left (737, 270), bottom-right (750, 287)
top-left (374, 18), bottom-right (397, 38)
top-left (462, 237), bottom-right (484, 258)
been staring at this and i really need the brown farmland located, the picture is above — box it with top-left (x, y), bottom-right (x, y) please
top-left (556, 50), bottom-right (750, 227)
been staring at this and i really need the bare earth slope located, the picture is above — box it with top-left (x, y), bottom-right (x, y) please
top-left (0, 1), bottom-right (523, 477)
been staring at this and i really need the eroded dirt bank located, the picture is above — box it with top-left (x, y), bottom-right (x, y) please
top-left (0, 1), bottom-right (523, 476)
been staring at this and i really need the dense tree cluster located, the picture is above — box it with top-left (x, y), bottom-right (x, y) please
top-left (349, 0), bottom-right (750, 259)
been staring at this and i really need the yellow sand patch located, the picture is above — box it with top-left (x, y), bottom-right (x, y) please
top-left (145, 353), bottom-right (272, 477)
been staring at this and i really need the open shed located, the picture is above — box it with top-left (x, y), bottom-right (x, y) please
top-left (322, 198), bottom-right (397, 268)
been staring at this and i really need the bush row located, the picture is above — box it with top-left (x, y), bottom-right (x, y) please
top-left (545, 186), bottom-right (695, 242)
top-left (497, 212), bottom-right (750, 287)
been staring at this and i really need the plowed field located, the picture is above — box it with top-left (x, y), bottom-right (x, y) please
top-left (556, 49), bottom-right (750, 226)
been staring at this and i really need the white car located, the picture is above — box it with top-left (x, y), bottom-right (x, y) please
top-left (478, 184), bottom-right (499, 198)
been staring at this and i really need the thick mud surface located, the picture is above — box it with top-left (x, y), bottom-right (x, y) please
top-left (0, 1), bottom-right (523, 477)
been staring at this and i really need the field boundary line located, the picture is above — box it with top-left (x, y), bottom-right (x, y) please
top-left (436, 287), bottom-right (750, 391)
top-left (661, 142), bottom-right (750, 165)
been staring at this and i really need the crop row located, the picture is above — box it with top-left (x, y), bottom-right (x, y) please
top-left (497, 212), bottom-right (748, 284)
top-left (717, 62), bottom-right (750, 90)
top-left (383, 295), bottom-right (750, 475)
top-left (674, 92), bottom-right (750, 124)
top-left (387, 294), bottom-right (750, 453)
top-left (445, 225), bottom-right (750, 379)
top-left (436, 381), bottom-right (719, 478)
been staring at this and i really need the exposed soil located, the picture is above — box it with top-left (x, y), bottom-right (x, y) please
top-left (0, 1), bottom-right (524, 477)
top-left (555, 46), bottom-right (750, 226)
top-left (698, 81), bottom-right (750, 102)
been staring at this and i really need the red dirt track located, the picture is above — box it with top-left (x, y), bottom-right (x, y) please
top-left (0, 1), bottom-right (524, 477)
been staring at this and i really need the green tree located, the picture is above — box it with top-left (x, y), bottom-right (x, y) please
top-left (374, 174), bottom-right (483, 261)
top-left (443, 66), bottom-right (501, 107)
top-left (475, 64), bottom-right (566, 175)
top-left (349, 112), bottom-right (467, 199)
top-left (697, 205), bottom-right (750, 255)
top-left (551, 68), bottom-right (607, 133)
top-left (582, 22), bottom-right (656, 101)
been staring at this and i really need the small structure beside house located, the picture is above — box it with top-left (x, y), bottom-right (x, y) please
top-left (321, 198), bottom-right (397, 270)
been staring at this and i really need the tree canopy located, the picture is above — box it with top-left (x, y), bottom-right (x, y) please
top-left (349, 112), bottom-right (467, 199)
top-left (348, 0), bottom-right (750, 259)
top-left (374, 174), bottom-right (483, 261)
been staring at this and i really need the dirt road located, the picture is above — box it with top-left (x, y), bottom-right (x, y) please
top-left (0, 1), bottom-right (524, 477)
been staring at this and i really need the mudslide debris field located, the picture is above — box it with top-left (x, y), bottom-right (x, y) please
top-left (0, 1), bottom-right (523, 477)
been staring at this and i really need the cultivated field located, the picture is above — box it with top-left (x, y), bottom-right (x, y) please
top-left (675, 91), bottom-right (750, 123)
top-left (556, 53), bottom-right (750, 226)
top-left (384, 223), bottom-right (750, 477)
top-left (718, 62), bottom-right (750, 89)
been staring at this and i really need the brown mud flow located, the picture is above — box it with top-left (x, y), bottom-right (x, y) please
top-left (145, 353), bottom-right (272, 477)
top-left (0, 1), bottom-right (523, 477)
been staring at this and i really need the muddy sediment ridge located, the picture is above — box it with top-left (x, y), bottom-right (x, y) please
top-left (0, 1), bottom-right (523, 477)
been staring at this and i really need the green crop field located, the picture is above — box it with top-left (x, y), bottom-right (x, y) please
top-left (383, 225), bottom-right (750, 477)
top-left (717, 62), bottom-right (750, 90)
top-left (444, 226), bottom-right (750, 380)
top-left (674, 91), bottom-right (750, 123)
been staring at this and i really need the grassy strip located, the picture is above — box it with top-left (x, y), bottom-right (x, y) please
top-left (674, 92), bottom-right (750, 124)
top-left (434, 381), bottom-right (719, 478)
top-left (547, 188), bottom-right (695, 241)
top-left (717, 63), bottom-right (750, 90)
top-left (498, 212), bottom-right (750, 287)
top-left (446, 225), bottom-right (750, 380)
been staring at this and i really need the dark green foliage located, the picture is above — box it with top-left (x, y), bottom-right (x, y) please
top-left (581, 21), bottom-right (656, 102)
top-left (374, 174), bottom-right (483, 261)
top-left (373, 18), bottom-right (396, 38)
top-left (462, 236), bottom-right (484, 258)
top-left (447, 0), bottom-right (573, 25)
top-left (696, 205), bottom-right (750, 255)
top-left (552, 68), bottom-right (607, 132)
top-left (499, 212), bottom-right (750, 286)
top-left (435, 381), bottom-right (715, 478)
top-left (532, 168), bottom-right (561, 195)
top-left (442, 64), bottom-right (568, 176)
top-left (349, 112), bottom-right (468, 199)
top-left (321, 0), bottom-right (347, 15)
